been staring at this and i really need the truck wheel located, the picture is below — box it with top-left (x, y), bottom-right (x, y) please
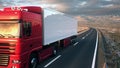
top-left (53, 46), bottom-right (58, 56)
top-left (29, 53), bottom-right (38, 68)
top-left (53, 49), bottom-right (57, 55)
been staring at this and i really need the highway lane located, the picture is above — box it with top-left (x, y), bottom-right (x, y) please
top-left (37, 28), bottom-right (98, 68)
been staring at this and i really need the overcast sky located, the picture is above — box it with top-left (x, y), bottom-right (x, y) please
top-left (0, 0), bottom-right (120, 15)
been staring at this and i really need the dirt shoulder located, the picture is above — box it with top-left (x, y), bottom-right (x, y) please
top-left (97, 30), bottom-right (106, 68)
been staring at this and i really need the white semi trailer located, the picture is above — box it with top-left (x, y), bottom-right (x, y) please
top-left (0, 6), bottom-right (77, 68)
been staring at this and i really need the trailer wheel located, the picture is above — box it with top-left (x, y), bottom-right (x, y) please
top-left (53, 49), bottom-right (57, 55)
top-left (53, 46), bottom-right (58, 56)
top-left (29, 53), bottom-right (38, 68)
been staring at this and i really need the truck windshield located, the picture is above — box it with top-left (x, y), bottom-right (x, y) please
top-left (0, 23), bottom-right (20, 38)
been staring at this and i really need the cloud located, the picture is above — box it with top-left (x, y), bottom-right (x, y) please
top-left (105, 0), bottom-right (112, 1)
top-left (100, 4), bottom-right (114, 8)
top-left (80, 1), bottom-right (87, 6)
top-left (0, 0), bottom-right (120, 15)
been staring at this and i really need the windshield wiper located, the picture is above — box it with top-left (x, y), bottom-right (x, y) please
top-left (4, 34), bottom-right (15, 38)
top-left (0, 34), bottom-right (5, 38)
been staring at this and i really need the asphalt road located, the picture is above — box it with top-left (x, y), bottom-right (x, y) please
top-left (37, 28), bottom-right (98, 68)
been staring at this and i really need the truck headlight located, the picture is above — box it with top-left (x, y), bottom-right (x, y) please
top-left (12, 60), bottom-right (21, 64)
top-left (11, 66), bottom-right (17, 68)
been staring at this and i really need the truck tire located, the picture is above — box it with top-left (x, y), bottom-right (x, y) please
top-left (29, 53), bottom-right (38, 68)
top-left (53, 48), bottom-right (57, 55)
top-left (53, 46), bottom-right (58, 56)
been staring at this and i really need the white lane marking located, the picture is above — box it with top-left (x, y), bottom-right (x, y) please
top-left (91, 31), bottom-right (98, 68)
top-left (83, 30), bottom-right (92, 40)
top-left (88, 30), bottom-right (92, 36)
top-left (74, 42), bottom-right (79, 46)
top-left (82, 37), bottom-right (85, 39)
top-left (86, 34), bottom-right (89, 37)
top-left (44, 55), bottom-right (61, 68)
top-left (81, 29), bottom-right (93, 40)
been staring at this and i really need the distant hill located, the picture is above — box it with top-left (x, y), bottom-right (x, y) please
top-left (75, 15), bottom-right (120, 29)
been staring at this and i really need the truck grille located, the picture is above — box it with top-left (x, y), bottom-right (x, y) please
top-left (0, 43), bottom-right (16, 66)
top-left (0, 54), bottom-right (9, 66)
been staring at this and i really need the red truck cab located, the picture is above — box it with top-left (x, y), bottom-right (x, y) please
top-left (0, 6), bottom-right (44, 68)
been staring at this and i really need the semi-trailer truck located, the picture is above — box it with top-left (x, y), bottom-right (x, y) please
top-left (0, 6), bottom-right (77, 68)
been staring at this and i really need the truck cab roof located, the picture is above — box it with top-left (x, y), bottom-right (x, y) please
top-left (4, 6), bottom-right (43, 14)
